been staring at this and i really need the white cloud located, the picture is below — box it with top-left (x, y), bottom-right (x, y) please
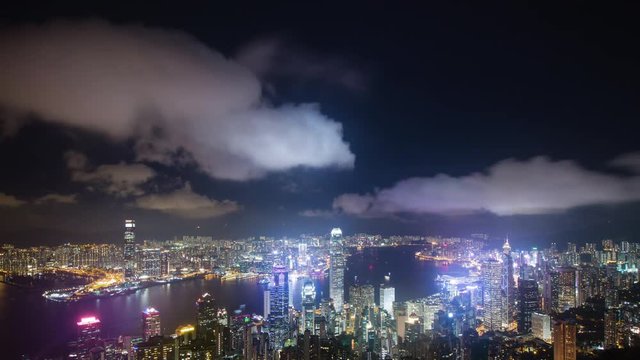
top-left (34, 193), bottom-right (78, 204)
top-left (0, 20), bottom-right (355, 180)
top-left (65, 151), bottom-right (155, 197)
top-left (299, 209), bottom-right (335, 218)
top-left (333, 155), bottom-right (640, 217)
top-left (0, 193), bottom-right (26, 207)
top-left (134, 184), bottom-right (240, 219)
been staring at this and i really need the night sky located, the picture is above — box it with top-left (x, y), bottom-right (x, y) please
top-left (1, 2), bottom-right (640, 247)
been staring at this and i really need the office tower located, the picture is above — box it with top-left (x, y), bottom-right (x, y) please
top-left (552, 267), bottom-right (577, 312)
top-left (329, 228), bottom-right (345, 311)
top-left (140, 248), bottom-right (161, 278)
top-left (123, 219), bottom-right (136, 280)
top-left (268, 265), bottom-right (290, 350)
top-left (160, 250), bottom-right (170, 277)
top-left (349, 284), bottom-right (375, 319)
top-left (380, 284), bottom-right (395, 317)
top-left (263, 288), bottom-right (271, 318)
top-left (302, 280), bottom-right (316, 332)
top-left (175, 324), bottom-right (197, 349)
top-left (604, 308), bottom-right (620, 349)
top-left (553, 320), bottom-right (577, 360)
top-left (142, 307), bottom-right (161, 340)
top-left (481, 259), bottom-right (503, 331)
top-left (196, 292), bottom-right (227, 348)
top-left (76, 316), bottom-right (102, 359)
top-left (517, 279), bottom-right (539, 333)
top-left (404, 313), bottom-right (423, 343)
top-left (531, 313), bottom-right (552, 343)
top-left (501, 238), bottom-right (515, 329)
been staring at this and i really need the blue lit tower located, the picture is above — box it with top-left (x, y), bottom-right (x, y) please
top-left (329, 228), bottom-right (345, 311)
top-left (302, 279), bottom-right (316, 332)
top-left (268, 265), bottom-right (290, 350)
top-left (123, 219), bottom-right (136, 280)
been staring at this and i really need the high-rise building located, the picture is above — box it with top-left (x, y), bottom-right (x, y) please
top-left (379, 284), bottom-right (395, 317)
top-left (517, 279), bottom-right (539, 333)
top-left (349, 284), bottom-right (375, 318)
top-left (552, 267), bottom-right (577, 313)
top-left (268, 265), bottom-right (290, 350)
top-left (553, 320), bottom-right (577, 360)
top-left (142, 307), bottom-right (161, 340)
top-left (76, 316), bottom-right (102, 359)
top-left (531, 312), bottom-right (552, 343)
top-left (302, 280), bottom-right (316, 333)
top-left (329, 228), bottom-right (345, 311)
top-left (196, 292), bottom-right (227, 349)
top-left (140, 248), bottom-right (161, 278)
top-left (263, 288), bottom-right (271, 319)
top-left (604, 307), bottom-right (620, 349)
top-left (481, 259), bottom-right (503, 331)
top-left (502, 238), bottom-right (515, 329)
top-left (123, 219), bottom-right (136, 280)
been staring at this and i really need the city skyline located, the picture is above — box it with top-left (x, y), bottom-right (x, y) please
top-left (1, 2), bottom-right (640, 360)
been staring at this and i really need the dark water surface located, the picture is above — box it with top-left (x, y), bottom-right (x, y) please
top-left (0, 246), bottom-right (465, 358)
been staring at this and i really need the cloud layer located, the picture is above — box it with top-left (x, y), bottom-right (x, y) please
top-left (0, 192), bottom-right (77, 207)
top-left (0, 20), bottom-right (354, 180)
top-left (134, 184), bottom-right (240, 219)
top-left (332, 155), bottom-right (640, 217)
top-left (65, 151), bottom-right (155, 197)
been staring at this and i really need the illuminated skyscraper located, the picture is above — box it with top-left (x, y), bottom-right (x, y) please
top-left (302, 280), bottom-right (316, 332)
top-left (123, 219), bottom-right (136, 280)
top-left (481, 259), bottom-right (503, 331)
top-left (329, 228), bottom-right (345, 311)
top-left (551, 267), bottom-right (577, 312)
top-left (604, 307), bottom-right (620, 349)
top-left (553, 320), bottom-right (577, 360)
top-left (517, 279), bottom-right (539, 333)
top-left (142, 307), bottom-right (161, 340)
top-left (349, 284), bottom-right (375, 319)
top-left (268, 265), bottom-right (290, 350)
top-left (197, 293), bottom-right (227, 342)
top-left (501, 238), bottom-right (515, 329)
top-left (76, 316), bottom-right (102, 359)
top-left (380, 284), bottom-right (395, 317)
top-left (140, 248), bottom-right (161, 278)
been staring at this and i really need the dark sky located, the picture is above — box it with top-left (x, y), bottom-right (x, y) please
top-left (1, 1), bottom-right (640, 248)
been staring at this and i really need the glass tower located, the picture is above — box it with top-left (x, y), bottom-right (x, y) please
top-left (329, 228), bottom-right (345, 311)
top-left (123, 219), bottom-right (136, 280)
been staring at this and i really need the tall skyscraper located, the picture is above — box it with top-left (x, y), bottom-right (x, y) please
top-left (196, 292), bottom-right (227, 346)
top-left (517, 279), bottom-right (539, 333)
top-left (76, 316), bottom-right (102, 359)
top-left (268, 265), bottom-right (290, 350)
top-left (349, 284), bottom-right (375, 318)
top-left (123, 219), bottom-right (136, 280)
top-left (379, 284), bottom-right (395, 317)
top-left (604, 307), bottom-right (620, 349)
top-left (481, 259), bottom-right (503, 331)
top-left (501, 238), bottom-right (515, 329)
top-left (329, 228), bottom-right (345, 311)
top-left (302, 280), bottom-right (316, 333)
top-left (140, 248), bottom-right (161, 278)
top-left (531, 312), bottom-right (552, 343)
top-left (553, 320), bottom-right (577, 360)
top-left (552, 267), bottom-right (577, 313)
top-left (142, 307), bottom-right (161, 340)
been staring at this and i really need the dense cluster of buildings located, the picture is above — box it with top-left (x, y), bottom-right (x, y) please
top-left (3, 221), bottom-right (640, 359)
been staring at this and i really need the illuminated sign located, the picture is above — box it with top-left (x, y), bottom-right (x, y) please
top-left (77, 316), bottom-right (100, 326)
